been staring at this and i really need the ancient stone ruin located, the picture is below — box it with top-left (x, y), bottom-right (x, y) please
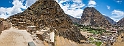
top-left (7, 0), bottom-right (86, 45)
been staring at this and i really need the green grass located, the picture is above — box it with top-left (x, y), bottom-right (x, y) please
top-left (94, 41), bottom-right (102, 46)
top-left (88, 37), bottom-right (102, 46)
top-left (89, 37), bottom-right (94, 41)
top-left (74, 23), bottom-right (106, 34)
top-left (88, 30), bottom-right (105, 34)
top-left (82, 27), bottom-right (105, 34)
top-left (75, 24), bottom-right (104, 46)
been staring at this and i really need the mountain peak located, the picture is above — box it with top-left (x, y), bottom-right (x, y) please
top-left (85, 7), bottom-right (95, 9)
top-left (80, 7), bottom-right (111, 27)
top-left (84, 7), bottom-right (97, 11)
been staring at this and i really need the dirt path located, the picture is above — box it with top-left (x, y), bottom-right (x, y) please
top-left (0, 27), bottom-right (45, 46)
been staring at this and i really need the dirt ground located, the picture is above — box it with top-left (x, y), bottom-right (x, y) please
top-left (0, 27), bottom-right (45, 46)
top-left (55, 36), bottom-right (95, 46)
top-left (113, 33), bottom-right (124, 46)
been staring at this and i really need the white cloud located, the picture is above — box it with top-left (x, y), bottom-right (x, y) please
top-left (0, 0), bottom-right (84, 19)
top-left (11, 0), bottom-right (27, 13)
top-left (103, 14), bottom-right (106, 15)
top-left (107, 5), bottom-right (110, 10)
top-left (116, 0), bottom-right (122, 3)
top-left (88, 0), bottom-right (96, 7)
top-left (111, 10), bottom-right (124, 22)
top-left (56, 0), bottom-right (85, 18)
top-left (0, 0), bottom-right (27, 19)
top-left (0, 0), bottom-right (37, 19)
top-left (25, 0), bottom-right (37, 7)
top-left (0, 14), bottom-right (8, 19)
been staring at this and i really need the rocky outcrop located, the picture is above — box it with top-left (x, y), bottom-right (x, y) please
top-left (117, 17), bottom-right (124, 26)
top-left (0, 18), bottom-right (5, 21)
top-left (7, 0), bottom-right (86, 43)
top-left (0, 18), bottom-right (11, 34)
top-left (80, 7), bottom-right (111, 27)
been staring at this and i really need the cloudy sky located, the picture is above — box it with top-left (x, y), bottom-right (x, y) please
top-left (0, 0), bottom-right (124, 22)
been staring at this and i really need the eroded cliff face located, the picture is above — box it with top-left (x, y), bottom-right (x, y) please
top-left (80, 7), bottom-right (111, 27)
top-left (7, 0), bottom-right (86, 43)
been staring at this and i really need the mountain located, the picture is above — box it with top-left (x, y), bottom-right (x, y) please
top-left (68, 15), bottom-right (81, 24)
top-left (103, 15), bottom-right (116, 25)
top-left (7, 0), bottom-right (86, 43)
top-left (80, 7), bottom-right (111, 27)
top-left (117, 17), bottom-right (124, 26)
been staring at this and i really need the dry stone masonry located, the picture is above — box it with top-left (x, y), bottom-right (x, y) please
top-left (7, 0), bottom-right (86, 43)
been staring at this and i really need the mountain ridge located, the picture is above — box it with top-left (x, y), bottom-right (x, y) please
top-left (117, 17), bottom-right (124, 26)
top-left (103, 15), bottom-right (116, 25)
top-left (68, 15), bottom-right (81, 24)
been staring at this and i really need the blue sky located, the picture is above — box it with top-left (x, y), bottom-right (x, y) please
top-left (0, 0), bottom-right (124, 22)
